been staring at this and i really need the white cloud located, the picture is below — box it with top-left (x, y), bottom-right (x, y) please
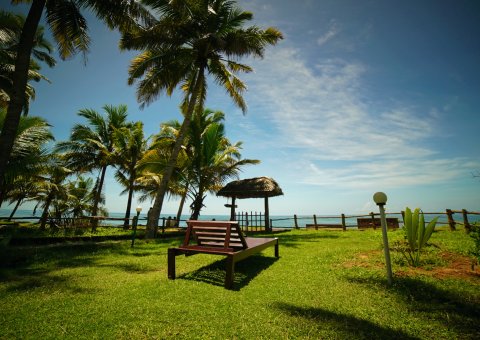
top-left (241, 46), bottom-right (480, 189)
top-left (317, 20), bottom-right (339, 46)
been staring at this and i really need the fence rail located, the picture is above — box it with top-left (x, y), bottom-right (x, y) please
top-left (1, 208), bottom-right (478, 232)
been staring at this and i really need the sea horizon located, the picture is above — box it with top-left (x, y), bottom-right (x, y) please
top-left (2, 208), bottom-right (477, 229)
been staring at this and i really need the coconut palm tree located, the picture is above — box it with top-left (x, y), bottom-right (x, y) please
top-left (112, 121), bottom-right (147, 228)
top-left (61, 175), bottom-right (95, 222)
top-left (185, 108), bottom-right (259, 219)
top-left (0, 1), bottom-right (153, 204)
top-left (0, 9), bottom-right (55, 114)
top-left (56, 105), bottom-right (128, 229)
top-left (136, 121), bottom-right (189, 222)
top-left (34, 155), bottom-right (71, 229)
top-left (121, 0), bottom-right (282, 235)
top-left (0, 108), bottom-right (54, 207)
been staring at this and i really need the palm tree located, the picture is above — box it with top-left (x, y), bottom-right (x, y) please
top-left (0, 108), bottom-right (54, 207)
top-left (34, 155), bottom-right (71, 229)
top-left (62, 175), bottom-right (95, 222)
top-left (136, 121), bottom-right (189, 219)
top-left (0, 1), bottom-right (154, 204)
top-left (56, 105), bottom-right (128, 229)
top-left (0, 9), bottom-right (55, 114)
top-left (121, 0), bottom-right (282, 235)
top-left (112, 121), bottom-right (147, 228)
top-left (186, 109), bottom-right (259, 219)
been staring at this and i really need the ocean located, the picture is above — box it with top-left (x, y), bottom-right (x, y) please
top-left (1, 208), bottom-right (477, 229)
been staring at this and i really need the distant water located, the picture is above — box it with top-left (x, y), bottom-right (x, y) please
top-left (1, 209), bottom-right (478, 229)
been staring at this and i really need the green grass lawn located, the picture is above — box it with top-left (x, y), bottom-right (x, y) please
top-left (0, 229), bottom-right (478, 339)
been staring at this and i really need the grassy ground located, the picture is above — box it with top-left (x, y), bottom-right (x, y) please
top-left (0, 228), bottom-right (478, 339)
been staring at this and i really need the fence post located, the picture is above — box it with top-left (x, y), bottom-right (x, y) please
top-left (370, 212), bottom-right (376, 230)
top-left (294, 214), bottom-right (299, 229)
top-left (313, 214), bottom-right (318, 230)
top-left (462, 209), bottom-right (471, 232)
top-left (341, 214), bottom-right (346, 231)
top-left (401, 211), bottom-right (405, 223)
top-left (446, 209), bottom-right (456, 231)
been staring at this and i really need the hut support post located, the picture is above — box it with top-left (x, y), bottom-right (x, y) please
top-left (264, 197), bottom-right (270, 232)
top-left (230, 197), bottom-right (236, 221)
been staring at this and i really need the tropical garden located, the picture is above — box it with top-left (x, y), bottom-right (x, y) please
top-left (0, 0), bottom-right (281, 231)
top-left (1, 1), bottom-right (479, 339)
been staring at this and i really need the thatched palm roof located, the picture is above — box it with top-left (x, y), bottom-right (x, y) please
top-left (217, 177), bottom-right (283, 199)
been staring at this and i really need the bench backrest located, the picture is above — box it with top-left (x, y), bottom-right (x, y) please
top-left (184, 220), bottom-right (248, 251)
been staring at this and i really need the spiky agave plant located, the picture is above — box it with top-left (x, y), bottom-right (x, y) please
top-left (402, 207), bottom-right (438, 266)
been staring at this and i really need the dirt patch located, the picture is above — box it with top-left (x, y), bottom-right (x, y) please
top-left (344, 250), bottom-right (480, 281)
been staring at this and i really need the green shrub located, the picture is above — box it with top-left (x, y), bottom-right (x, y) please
top-left (469, 223), bottom-right (480, 265)
top-left (398, 207), bottom-right (438, 267)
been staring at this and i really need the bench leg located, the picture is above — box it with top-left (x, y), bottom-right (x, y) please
top-left (225, 255), bottom-right (235, 289)
top-left (168, 248), bottom-right (176, 280)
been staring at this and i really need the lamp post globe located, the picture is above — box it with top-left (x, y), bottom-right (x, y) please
top-left (373, 192), bottom-right (387, 205)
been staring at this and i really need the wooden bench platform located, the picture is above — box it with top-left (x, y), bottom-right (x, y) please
top-left (168, 220), bottom-right (279, 289)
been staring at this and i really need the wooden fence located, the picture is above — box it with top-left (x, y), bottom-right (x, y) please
top-left (236, 211), bottom-right (266, 232)
top-left (271, 209), bottom-right (480, 231)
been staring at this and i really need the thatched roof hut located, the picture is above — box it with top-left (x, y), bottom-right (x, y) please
top-left (217, 177), bottom-right (283, 199)
top-left (217, 177), bottom-right (283, 231)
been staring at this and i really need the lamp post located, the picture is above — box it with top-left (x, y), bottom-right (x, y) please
top-left (131, 206), bottom-right (142, 248)
top-left (373, 192), bottom-right (393, 285)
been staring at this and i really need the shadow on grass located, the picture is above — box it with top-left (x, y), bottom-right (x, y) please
top-left (5, 271), bottom-right (98, 294)
top-left (346, 275), bottom-right (480, 338)
top-left (275, 232), bottom-right (340, 248)
top-left (0, 241), bottom-right (165, 284)
top-left (179, 255), bottom-right (278, 291)
top-left (274, 302), bottom-right (420, 339)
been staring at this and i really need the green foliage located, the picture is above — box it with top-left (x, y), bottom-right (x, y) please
top-left (469, 223), bottom-right (480, 264)
top-left (399, 207), bottom-right (438, 266)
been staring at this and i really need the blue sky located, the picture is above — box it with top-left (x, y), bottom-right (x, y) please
top-left (3, 0), bottom-right (480, 216)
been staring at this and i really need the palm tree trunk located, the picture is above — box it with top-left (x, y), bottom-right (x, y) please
top-left (8, 197), bottom-right (24, 221)
top-left (91, 165), bottom-right (107, 231)
top-left (176, 183), bottom-right (189, 226)
top-left (0, 0), bottom-right (46, 195)
top-left (146, 70), bottom-right (205, 238)
top-left (189, 190), bottom-right (205, 220)
top-left (39, 192), bottom-right (54, 230)
top-left (123, 170), bottom-right (136, 229)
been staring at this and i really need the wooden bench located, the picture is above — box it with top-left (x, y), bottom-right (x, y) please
top-left (168, 220), bottom-right (279, 289)
top-left (357, 217), bottom-right (399, 230)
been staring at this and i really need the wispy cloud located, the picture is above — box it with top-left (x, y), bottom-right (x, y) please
top-left (242, 46), bottom-right (479, 188)
top-left (317, 20), bottom-right (339, 46)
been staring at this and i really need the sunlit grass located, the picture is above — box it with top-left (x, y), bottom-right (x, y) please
top-left (0, 229), bottom-right (478, 339)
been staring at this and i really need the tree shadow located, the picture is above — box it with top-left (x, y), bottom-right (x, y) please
top-left (274, 232), bottom-right (340, 249)
top-left (179, 255), bottom-right (279, 291)
top-left (345, 275), bottom-right (480, 338)
top-left (274, 302), bottom-right (420, 339)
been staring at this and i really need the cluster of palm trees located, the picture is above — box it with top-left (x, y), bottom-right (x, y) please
top-left (0, 0), bottom-right (282, 235)
top-left (0, 104), bottom-right (258, 229)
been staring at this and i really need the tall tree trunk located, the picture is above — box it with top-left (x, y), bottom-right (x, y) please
top-left (91, 165), bottom-right (107, 231)
top-left (123, 168), bottom-right (136, 229)
top-left (8, 197), bottom-right (24, 221)
top-left (0, 0), bottom-right (46, 195)
top-left (175, 183), bottom-right (189, 226)
top-left (189, 190), bottom-right (205, 220)
top-left (39, 192), bottom-right (54, 230)
top-left (146, 70), bottom-right (205, 238)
